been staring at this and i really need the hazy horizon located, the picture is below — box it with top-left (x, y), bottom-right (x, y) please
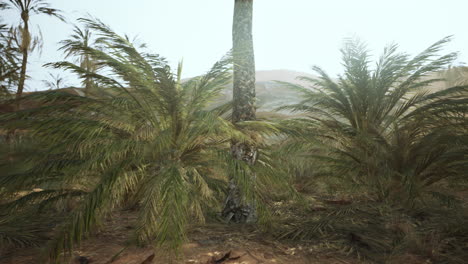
top-left (2, 0), bottom-right (468, 91)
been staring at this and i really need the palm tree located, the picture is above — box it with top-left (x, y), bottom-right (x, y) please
top-left (281, 37), bottom-right (468, 204)
top-left (2, 0), bottom-right (64, 103)
top-left (0, 3), bottom-right (21, 98)
top-left (0, 23), bottom-right (20, 98)
top-left (222, 0), bottom-right (257, 223)
top-left (57, 25), bottom-right (99, 96)
top-left (441, 65), bottom-right (468, 86)
top-left (0, 18), bottom-right (287, 261)
top-left (41, 72), bottom-right (68, 90)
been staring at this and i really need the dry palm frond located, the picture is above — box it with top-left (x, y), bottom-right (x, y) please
top-left (0, 213), bottom-right (50, 249)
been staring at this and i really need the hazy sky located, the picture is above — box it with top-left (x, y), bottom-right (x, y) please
top-left (2, 0), bottom-right (468, 91)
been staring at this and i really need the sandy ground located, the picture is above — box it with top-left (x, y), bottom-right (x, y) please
top-left (0, 210), bottom-right (354, 264)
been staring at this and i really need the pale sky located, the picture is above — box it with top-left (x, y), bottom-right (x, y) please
top-left (2, 0), bottom-right (468, 91)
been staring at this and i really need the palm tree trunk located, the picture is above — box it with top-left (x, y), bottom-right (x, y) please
top-left (16, 49), bottom-right (28, 102)
top-left (16, 11), bottom-right (30, 109)
top-left (231, 0), bottom-right (256, 123)
top-left (84, 55), bottom-right (91, 97)
top-left (222, 0), bottom-right (257, 223)
top-left (84, 77), bottom-right (91, 97)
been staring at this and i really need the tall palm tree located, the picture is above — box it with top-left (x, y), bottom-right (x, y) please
top-left (2, 0), bottom-right (64, 103)
top-left (58, 25), bottom-right (98, 96)
top-left (222, 0), bottom-right (257, 223)
top-left (281, 37), bottom-right (468, 204)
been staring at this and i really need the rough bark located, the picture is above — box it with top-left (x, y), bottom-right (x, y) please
top-left (16, 10), bottom-right (30, 108)
top-left (83, 54), bottom-right (92, 97)
top-left (16, 49), bottom-right (28, 101)
top-left (222, 142), bottom-right (258, 223)
top-left (222, 0), bottom-right (257, 223)
top-left (231, 0), bottom-right (256, 124)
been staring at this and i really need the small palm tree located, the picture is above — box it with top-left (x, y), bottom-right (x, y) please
top-left (441, 65), bottom-right (468, 86)
top-left (1, 18), bottom-right (286, 262)
top-left (281, 37), bottom-right (468, 204)
top-left (41, 72), bottom-right (68, 90)
top-left (1, 0), bottom-right (64, 101)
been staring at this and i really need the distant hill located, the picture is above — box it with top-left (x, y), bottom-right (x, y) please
top-left (218, 69), bottom-right (452, 114)
top-left (216, 70), bottom-right (314, 114)
top-left (3, 69), bottom-right (455, 116)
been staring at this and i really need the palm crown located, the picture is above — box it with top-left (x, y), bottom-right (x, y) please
top-left (57, 24), bottom-right (100, 95)
top-left (281, 37), bottom-right (468, 203)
